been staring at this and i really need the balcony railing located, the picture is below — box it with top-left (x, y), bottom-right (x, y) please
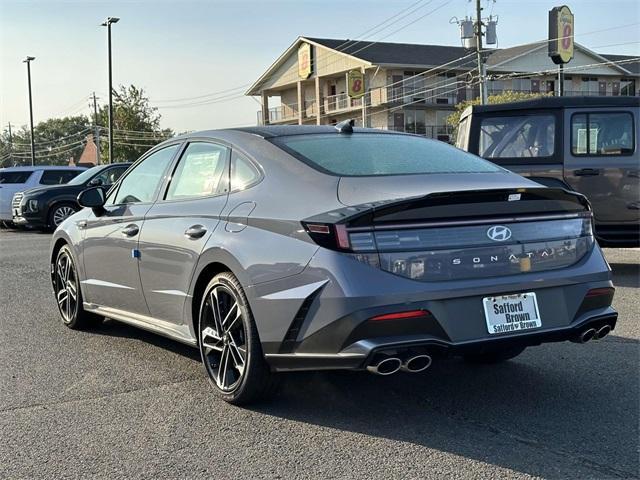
top-left (304, 99), bottom-right (318, 117)
top-left (486, 88), bottom-right (639, 97)
top-left (385, 85), bottom-right (463, 105)
top-left (324, 93), bottom-right (365, 114)
top-left (388, 124), bottom-right (455, 142)
top-left (256, 103), bottom-right (299, 124)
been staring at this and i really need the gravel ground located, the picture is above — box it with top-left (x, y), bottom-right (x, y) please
top-left (0, 230), bottom-right (638, 479)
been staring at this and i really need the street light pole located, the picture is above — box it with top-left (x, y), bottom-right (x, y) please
top-left (23, 56), bottom-right (36, 166)
top-left (101, 17), bottom-right (119, 164)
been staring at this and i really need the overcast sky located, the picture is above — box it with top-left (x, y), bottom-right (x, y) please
top-left (1, 0), bottom-right (638, 132)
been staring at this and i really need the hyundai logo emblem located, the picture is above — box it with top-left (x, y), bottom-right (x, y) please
top-left (487, 225), bottom-right (512, 242)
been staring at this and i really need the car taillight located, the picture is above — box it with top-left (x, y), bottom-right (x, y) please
top-left (585, 287), bottom-right (615, 298)
top-left (302, 222), bottom-right (353, 251)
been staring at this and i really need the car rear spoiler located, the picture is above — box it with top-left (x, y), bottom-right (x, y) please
top-left (304, 187), bottom-right (591, 229)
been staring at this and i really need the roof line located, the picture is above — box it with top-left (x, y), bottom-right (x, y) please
top-left (246, 36), bottom-right (372, 96)
top-left (574, 43), bottom-right (634, 76)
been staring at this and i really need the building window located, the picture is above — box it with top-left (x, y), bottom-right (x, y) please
top-left (581, 77), bottom-right (598, 95)
top-left (512, 78), bottom-right (531, 93)
top-left (620, 79), bottom-right (636, 96)
top-left (404, 109), bottom-right (426, 135)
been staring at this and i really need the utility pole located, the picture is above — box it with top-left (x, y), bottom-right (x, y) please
top-left (475, 0), bottom-right (487, 105)
top-left (92, 92), bottom-right (101, 164)
top-left (101, 17), bottom-right (119, 164)
top-left (7, 122), bottom-right (13, 165)
top-left (23, 56), bottom-right (36, 165)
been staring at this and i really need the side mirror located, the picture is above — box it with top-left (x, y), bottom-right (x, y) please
top-left (77, 186), bottom-right (106, 214)
top-left (87, 177), bottom-right (103, 187)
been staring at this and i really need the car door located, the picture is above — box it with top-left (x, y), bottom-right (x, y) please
top-left (80, 144), bottom-right (181, 315)
top-left (564, 108), bottom-right (640, 223)
top-left (138, 141), bottom-right (230, 323)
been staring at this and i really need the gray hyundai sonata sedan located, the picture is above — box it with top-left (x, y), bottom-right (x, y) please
top-left (50, 123), bottom-right (617, 404)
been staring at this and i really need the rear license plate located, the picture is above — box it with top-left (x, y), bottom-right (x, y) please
top-left (483, 292), bottom-right (541, 335)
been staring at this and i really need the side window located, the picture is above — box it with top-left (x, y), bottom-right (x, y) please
top-left (0, 171), bottom-right (33, 184)
top-left (39, 170), bottom-right (79, 185)
top-left (165, 142), bottom-right (229, 201)
top-left (479, 115), bottom-right (555, 159)
top-left (112, 145), bottom-right (179, 205)
top-left (571, 112), bottom-right (634, 156)
top-left (93, 166), bottom-right (128, 186)
top-left (230, 150), bottom-right (261, 191)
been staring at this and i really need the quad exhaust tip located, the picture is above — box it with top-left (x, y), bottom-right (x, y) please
top-left (594, 324), bottom-right (611, 340)
top-left (401, 354), bottom-right (433, 373)
top-left (367, 354), bottom-right (433, 375)
top-left (366, 357), bottom-right (402, 376)
top-left (575, 324), bottom-right (612, 343)
top-left (580, 328), bottom-right (597, 343)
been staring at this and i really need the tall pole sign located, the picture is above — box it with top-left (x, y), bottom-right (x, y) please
top-left (548, 5), bottom-right (574, 96)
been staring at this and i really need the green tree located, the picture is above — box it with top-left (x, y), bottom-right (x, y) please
top-left (0, 115), bottom-right (91, 167)
top-left (99, 84), bottom-right (173, 162)
top-left (447, 90), bottom-right (552, 135)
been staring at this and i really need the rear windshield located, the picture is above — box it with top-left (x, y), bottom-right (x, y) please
top-left (0, 171), bottom-right (33, 184)
top-left (273, 133), bottom-right (502, 176)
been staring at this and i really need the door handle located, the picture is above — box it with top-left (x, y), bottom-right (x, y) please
top-left (574, 168), bottom-right (600, 177)
top-left (185, 224), bottom-right (207, 239)
top-left (121, 224), bottom-right (139, 237)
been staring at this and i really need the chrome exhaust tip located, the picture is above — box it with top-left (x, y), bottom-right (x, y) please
top-left (579, 328), bottom-right (597, 343)
top-left (594, 324), bottom-right (611, 340)
top-left (401, 355), bottom-right (432, 373)
top-left (366, 357), bottom-right (402, 376)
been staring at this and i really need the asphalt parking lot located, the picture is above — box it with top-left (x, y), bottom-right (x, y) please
top-left (0, 229), bottom-right (638, 479)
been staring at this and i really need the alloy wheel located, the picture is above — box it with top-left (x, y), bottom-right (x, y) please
top-left (200, 283), bottom-right (248, 392)
top-left (54, 251), bottom-right (78, 323)
top-left (53, 206), bottom-right (76, 226)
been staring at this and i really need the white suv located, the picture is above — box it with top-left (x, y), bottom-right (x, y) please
top-left (0, 166), bottom-right (85, 225)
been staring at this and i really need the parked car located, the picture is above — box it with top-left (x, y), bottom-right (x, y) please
top-left (456, 96), bottom-right (640, 247)
top-left (0, 166), bottom-right (86, 226)
top-left (13, 163), bottom-right (131, 230)
top-left (50, 124), bottom-right (616, 405)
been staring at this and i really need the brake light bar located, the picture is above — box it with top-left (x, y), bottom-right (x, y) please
top-left (370, 310), bottom-right (430, 321)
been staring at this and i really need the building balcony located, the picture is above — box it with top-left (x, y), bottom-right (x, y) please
top-left (384, 86), bottom-right (463, 106)
top-left (256, 102), bottom-right (298, 124)
top-left (486, 88), bottom-right (639, 97)
top-left (324, 93), bottom-right (363, 114)
top-left (388, 124), bottom-right (455, 142)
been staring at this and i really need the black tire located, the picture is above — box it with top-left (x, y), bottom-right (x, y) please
top-left (463, 345), bottom-right (526, 364)
top-left (198, 271), bottom-right (276, 405)
top-left (48, 203), bottom-right (78, 229)
top-left (53, 245), bottom-right (102, 329)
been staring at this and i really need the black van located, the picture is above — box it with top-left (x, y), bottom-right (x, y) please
top-left (457, 96), bottom-right (640, 247)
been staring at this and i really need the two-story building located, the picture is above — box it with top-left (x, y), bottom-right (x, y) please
top-left (246, 36), bottom-right (639, 142)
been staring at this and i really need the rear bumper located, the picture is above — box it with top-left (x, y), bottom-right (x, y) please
top-left (254, 243), bottom-right (616, 372)
top-left (265, 309), bottom-right (617, 372)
